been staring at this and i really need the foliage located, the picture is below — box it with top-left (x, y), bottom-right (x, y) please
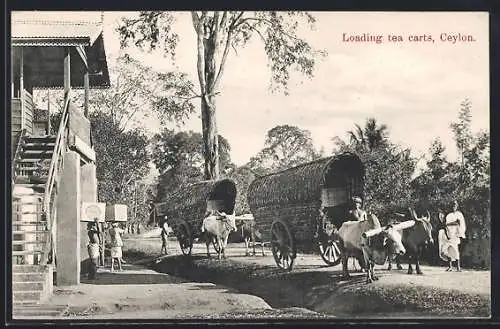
top-left (36, 54), bottom-right (196, 135)
top-left (333, 118), bottom-right (415, 219)
top-left (152, 129), bottom-right (233, 201)
top-left (118, 11), bottom-right (327, 179)
top-left (248, 124), bottom-right (323, 174)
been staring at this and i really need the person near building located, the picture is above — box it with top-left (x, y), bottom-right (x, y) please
top-left (86, 218), bottom-right (101, 279)
top-left (109, 222), bottom-right (125, 272)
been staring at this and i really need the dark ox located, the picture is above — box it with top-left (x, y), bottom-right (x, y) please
top-left (230, 219), bottom-right (266, 256)
top-left (336, 213), bottom-right (406, 283)
top-left (387, 208), bottom-right (434, 274)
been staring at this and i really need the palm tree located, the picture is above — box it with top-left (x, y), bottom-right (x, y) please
top-left (348, 118), bottom-right (388, 152)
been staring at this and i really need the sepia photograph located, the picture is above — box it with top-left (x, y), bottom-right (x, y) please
top-left (8, 10), bottom-right (490, 321)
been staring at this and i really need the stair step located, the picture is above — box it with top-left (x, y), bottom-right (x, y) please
top-left (13, 265), bottom-right (51, 273)
top-left (13, 281), bottom-right (45, 291)
top-left (12, 230), bottom-right (50, 234)
top-left (18, 158), bottom-right (45, 163)
top-left (12, 194), bottom-right (44, 200)
top-left (14, 176), bottom-right (31, 184)
top-left (13, 291), bottom-right (42, 302)
top-left (22, 150), bottom-right (54, 158)
top-left (12, 221), bottom-right (48, 225)
top-left (15, 184), bottom-right (46, 191)
top-left (12, 305), bottom-right (68, 318)
top-left (11, 202), bottom-right (43, 207)
top-left (13, 300), bottom-right (42, 306)
top-left (23, 142), bottom-right (56, 149)
top-left (13, 310), bottom-right (66, 318)
top-left (16, 166), bottom-right (42, 171)
top-left (12, 211), bottom-right (44, 215)
top-left (12, 240), bottom-right (48, 245)
top-left (13, 273), bottom-right (46, 282)
top-left (25, 135), bottom-right (57, 141)
top-left (13, 250), bottom-right (46, 256)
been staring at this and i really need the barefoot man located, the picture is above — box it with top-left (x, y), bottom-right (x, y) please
top-left (438, 200), bottom-right (467, 271)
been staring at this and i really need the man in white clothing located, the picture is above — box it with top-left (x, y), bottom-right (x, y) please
top-left (438, 200), bottom-right (467, 271)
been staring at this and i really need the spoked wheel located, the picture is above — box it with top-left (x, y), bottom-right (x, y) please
top-left (270, 220), bottom-right (296, 271)
top-left (177, 222), bottom-right (193, 256)
top-left (211, 236), bottom-right (221, 253)
top-left (318, 231), bottom-right (343, 266)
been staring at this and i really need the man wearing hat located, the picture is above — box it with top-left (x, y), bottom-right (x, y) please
top-left (349, 196), bottom-right (367, 222)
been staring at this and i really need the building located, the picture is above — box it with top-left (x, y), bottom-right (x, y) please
top-left (11, 16), bottom-right (110, 312)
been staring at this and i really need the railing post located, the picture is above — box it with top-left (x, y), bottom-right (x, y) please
top-left (64, 47), bottom-right (71, 99)
top-left (20, 48), bottom-right (24, 129)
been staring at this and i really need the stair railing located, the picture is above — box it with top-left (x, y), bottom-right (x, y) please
top-left (12, 129), bottom-right (27, 182)
top-left (41, 95), bottom-right (71, 265)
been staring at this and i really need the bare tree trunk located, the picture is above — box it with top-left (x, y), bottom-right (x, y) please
top-left (201, 95), bottom-right (219, 180)
top-left (201, 19), bottom-right (219, 180)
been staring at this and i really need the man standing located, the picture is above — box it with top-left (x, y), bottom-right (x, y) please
top-left (86, 218), bottom-right (101, 279)
top-left (438, 200), bottom-right (467, 271)
top-left (160, 216), bottom-right (170, 255)
top-left (109, 222), bottom-right (125, 272)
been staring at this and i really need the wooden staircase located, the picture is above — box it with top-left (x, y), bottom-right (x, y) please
top-left (12, 134), bottom-right (56, 315)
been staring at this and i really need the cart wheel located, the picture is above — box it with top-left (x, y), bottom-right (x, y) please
top-left (318, 232), bottom-right (342, 266)
top-left (271, 220), bottom-right (296, 271)
top-left (177, 222), bottom-right (192, 256)
top-left (211, 236), bottom-right (221, 253)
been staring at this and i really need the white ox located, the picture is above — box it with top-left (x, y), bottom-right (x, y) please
top-left (201, 210), bottom-right (237, 260)
top-left (336, 213), bottom-right (408, 283)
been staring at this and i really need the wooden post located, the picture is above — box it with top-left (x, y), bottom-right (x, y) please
top-left (64, 47), bottom-right (71, 98)
top-left (84, 70), bottom-right (89, 117)
top-left (20, 48), bottom-right (24, 129)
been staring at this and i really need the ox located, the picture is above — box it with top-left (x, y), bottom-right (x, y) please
top-left (201, 210), bottom-right (237, 260)
top-left (387, 208), bottom-right (434, 274)
top-left (240, 222), bottom-right (266, 256)
top-left (336, 213), bottom-right (407, 283)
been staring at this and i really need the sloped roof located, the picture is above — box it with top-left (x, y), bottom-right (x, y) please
top-left (10, 19), bottom-right (110, 89)
top-left (12, 20), bottom-right (102, 46)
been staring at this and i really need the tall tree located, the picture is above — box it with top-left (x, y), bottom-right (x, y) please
top-left (449, 99), bottom-right (490, 191)
top-left (118, 11), bottom-right (326, 179)
top-left (248, 124), bottom-right (322, 174)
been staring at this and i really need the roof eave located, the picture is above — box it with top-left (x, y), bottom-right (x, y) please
top-left (12, 37), bottom-right (91, 47)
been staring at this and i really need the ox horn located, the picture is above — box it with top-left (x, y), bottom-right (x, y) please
top-left (392, 220), bottom-right (416, 231)
top-left (362, 227), bottom-right (384, 238)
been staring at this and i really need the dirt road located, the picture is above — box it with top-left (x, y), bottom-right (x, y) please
top-left (124, 236), bottom-right (491, 319)
top-left (17, 253), bottom-right (329, 319)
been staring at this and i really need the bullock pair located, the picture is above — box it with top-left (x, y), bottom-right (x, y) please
top-left (335, 209), bottom-right (433, 283)
top-left (200, 210), bottom-right (237, 260)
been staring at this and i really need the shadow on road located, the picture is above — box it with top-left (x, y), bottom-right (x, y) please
top-left (80, 267), bottom-right (189, 285)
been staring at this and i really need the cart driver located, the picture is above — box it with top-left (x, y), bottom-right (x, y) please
top-left (349, 196), bottom-right (367, 222)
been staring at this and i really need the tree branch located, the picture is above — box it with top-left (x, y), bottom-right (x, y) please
top-left (191, 11), bottom-right (207, 94)
top-left (242, 21), bottom-right (266, 42)
top-left (219, 11), bottom-right (228, 32)
top-left (230, 11), bottom-right (245, 30)
top-left (210, 30), bottom-right (233, 91)
top-left (241, 17), bottom-right (302, 42)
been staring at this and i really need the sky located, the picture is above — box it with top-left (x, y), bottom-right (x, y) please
top-left (12, 11), bottom-right (489, 168)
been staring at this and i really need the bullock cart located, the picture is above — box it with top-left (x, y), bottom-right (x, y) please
top-left (247, 152), bottom-right (364, 271)
top-left (155, 179), bottom-right (237, 256)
